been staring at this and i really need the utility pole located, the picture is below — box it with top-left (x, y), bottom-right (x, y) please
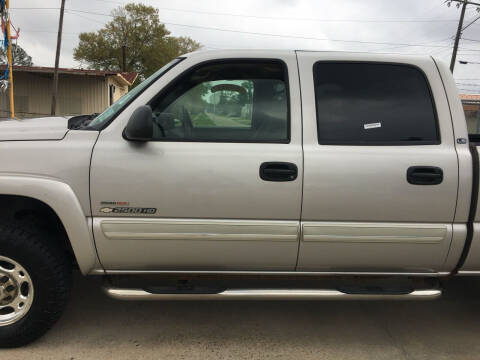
top-left (51, 0), bottom-right (65, 116)
top-left (5, 0), bottom-right (14, 118)
top-left (122, 45), bottom-right (126, 72)
top-left (450, 0), bottom-right (467, 72)
top-left (448, 0), bottom-right (480, 72)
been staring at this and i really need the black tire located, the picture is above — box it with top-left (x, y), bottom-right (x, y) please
top-left (0, 221), bottom-right (72, 348)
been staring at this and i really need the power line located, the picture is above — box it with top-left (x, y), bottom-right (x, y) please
top-left (373, 37), bottom-right (454, 53)
top-left (137, 6), bottom-right (461, 23)
top-left (11, 6), bottom-right (461, 23)
top-left (91, 0), bottom-right (123, 4)
top-left (10, 7), bottom-right (60, 10)
top-left (13, 6), bottom-right (476, 55)
top-left (447, 0), bottom-right (480, 71)
top-left (19, 30), bottom-right (77, 36)
top-left (55, 9), bottom-right (478, 51)
top-left (62, 9), bottom-right (113, 17)
top-left (15, 8), bottom-right (463, 51)
top-left (17, 26), bottom-right (470, 53)
top-left (65, 10), bottom-right (106, 24)
top-left (396, 0), bottom-right (455, 50)
top-left (448, 0), bottom-right (480, 7)
top-left (156, 21), bottom-right (480, 49)
top-left (462, 14), bottom-right (480, 30)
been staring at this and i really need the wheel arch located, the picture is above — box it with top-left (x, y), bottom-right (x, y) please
top-left (0, 175), bottom-right (100, 274)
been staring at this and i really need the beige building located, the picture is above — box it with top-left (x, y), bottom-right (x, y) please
top-left (461, 93), bottom-right (480, 135)
top-left (0, 65), bottom-right (137, 118)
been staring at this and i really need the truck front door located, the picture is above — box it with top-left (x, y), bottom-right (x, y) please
top-left (90, 53), bottom-right (303, 271)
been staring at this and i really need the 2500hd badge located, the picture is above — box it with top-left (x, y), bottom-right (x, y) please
top-left (100, 207), bottom-right (157, 214)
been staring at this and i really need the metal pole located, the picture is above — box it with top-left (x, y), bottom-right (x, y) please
top-left (5, 0), bottom-right (14, 118)
top-left (122, 45), bottom-right (126, 72)
top-left (450, 0), bottom-right (468, 73)
top-left (51, 0), bottom-right (65, 116)
top-left (476, 102), bottom-right (480, 133)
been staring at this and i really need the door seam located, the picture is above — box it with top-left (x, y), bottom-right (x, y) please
top-left (294, 50), bottom-right (305, 270)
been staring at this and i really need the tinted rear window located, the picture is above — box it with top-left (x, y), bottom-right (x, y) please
top-left (313, 62), bottom-right (439, 145)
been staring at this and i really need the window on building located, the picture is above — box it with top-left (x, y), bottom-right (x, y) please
top-left (149, 60), bottom-right (289, 143)
top-left (313, 62), bottom-right (439, 145)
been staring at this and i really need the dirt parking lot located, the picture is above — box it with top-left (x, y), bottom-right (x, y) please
top-left (3, 274), bottom-right (480, 360)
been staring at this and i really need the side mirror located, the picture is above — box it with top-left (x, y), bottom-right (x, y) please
top-left (123, 105), bottom-right (153, 141)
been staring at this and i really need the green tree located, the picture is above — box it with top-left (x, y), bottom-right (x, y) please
top-left (0, 44), bottom-right (33, 66)
top-left (73, 3), bottom-right (201, 81)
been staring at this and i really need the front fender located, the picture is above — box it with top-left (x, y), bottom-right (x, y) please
top-left (0, 174), bottom-right (101, 274)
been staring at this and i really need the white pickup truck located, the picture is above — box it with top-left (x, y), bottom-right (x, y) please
top-left (0, 50), bottom-right (478, 347)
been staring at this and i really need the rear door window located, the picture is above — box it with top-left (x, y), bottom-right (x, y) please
top-left (313, 62), bottom-right (439, 145)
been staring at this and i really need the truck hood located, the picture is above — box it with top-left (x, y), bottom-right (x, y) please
top-left (0, 116), bottom-right (70, 141)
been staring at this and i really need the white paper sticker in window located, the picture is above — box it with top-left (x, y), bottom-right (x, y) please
top-left (364, 122), bottom-right (381, 130)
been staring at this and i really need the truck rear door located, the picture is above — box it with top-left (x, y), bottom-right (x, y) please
top-left (296, 51), bottom-right (459, 273)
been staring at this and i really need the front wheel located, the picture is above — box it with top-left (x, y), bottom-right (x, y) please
top-left (0, 222), bottom-right (72, 347)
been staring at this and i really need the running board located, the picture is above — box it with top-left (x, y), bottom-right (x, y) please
top-left (103, 287), bottom-right (442, 301)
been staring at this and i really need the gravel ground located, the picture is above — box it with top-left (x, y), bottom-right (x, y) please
top-left (3, 274), bottom-right (480, 360)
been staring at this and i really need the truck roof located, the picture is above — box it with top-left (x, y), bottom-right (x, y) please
top-left (182, 48), bottom-right (438, 64)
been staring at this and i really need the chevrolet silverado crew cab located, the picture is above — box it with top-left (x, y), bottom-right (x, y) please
top-left (0, 49), bottom-right (478, 347)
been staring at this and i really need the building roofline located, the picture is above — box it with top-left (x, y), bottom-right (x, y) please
top-left (0, 65), bottom-right (138, 86)
top-left (460, 93), bottom-right (480, 105)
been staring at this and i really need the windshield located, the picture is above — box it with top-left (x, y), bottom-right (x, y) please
top-left (87, 58), bottom-right (184, 130)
